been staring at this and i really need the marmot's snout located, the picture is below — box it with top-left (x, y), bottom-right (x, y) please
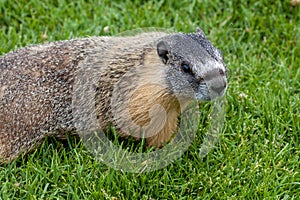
top-left (195, 66), bottom-right (227, 101)
top-left (204, 68), bottom-right (227, 100)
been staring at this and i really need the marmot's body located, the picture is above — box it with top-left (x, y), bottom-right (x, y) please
top-left (0, 29), bottom-right (228, 162)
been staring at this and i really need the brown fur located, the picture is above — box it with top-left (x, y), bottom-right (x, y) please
top-left (128, 84), bottom-right (180, 146)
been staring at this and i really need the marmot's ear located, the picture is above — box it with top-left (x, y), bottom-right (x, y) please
top-left (196, 27), bottom-right (206, 38)
top-left (157, 41), bottom-right (170, 64)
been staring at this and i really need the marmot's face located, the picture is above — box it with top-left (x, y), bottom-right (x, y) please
top-left (157, 28), bottom-right (228, 102)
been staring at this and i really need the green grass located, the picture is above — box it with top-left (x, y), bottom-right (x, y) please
top-left (0, 0), bottom-right (299, 199)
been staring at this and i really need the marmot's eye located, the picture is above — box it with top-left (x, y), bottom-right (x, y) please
top-left (181, 63), bottom-right (192, 74)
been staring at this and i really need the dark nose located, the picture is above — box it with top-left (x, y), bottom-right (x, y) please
top-left (204, 68), bottom-right (227, 95)
top-left (211, 84), bottom-right (227, 94)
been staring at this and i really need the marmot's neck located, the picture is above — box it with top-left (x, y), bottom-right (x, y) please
top-left (128, 83), bottom-right (181, 147)
top-left (114, 48), bottom-right (183, 147)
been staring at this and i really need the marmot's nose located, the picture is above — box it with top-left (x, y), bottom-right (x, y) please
top-left (204, 68), bottom-right (227, 98)
top-left (211, 83), bottom-right (227, 94)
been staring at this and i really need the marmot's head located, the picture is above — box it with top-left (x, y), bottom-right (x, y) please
top-left (156, 28), bottom-right (228, 102)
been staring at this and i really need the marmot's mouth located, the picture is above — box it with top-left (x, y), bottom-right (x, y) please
top-left (195, 85), bottom-right (227, 102)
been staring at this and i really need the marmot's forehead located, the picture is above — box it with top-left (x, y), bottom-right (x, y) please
top-left (161, 33), bottom-right (223, 64)
top-left (185, 33), bottom-right (223, 62)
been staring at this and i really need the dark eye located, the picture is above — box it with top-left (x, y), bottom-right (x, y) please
top-left (181, 63), bottom-right (192, 74)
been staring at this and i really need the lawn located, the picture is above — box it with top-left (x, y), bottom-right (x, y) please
top-left (0, 0), bottom-right (299, 199)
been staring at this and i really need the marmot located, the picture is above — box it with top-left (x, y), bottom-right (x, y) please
top-left (0, 28), bottom-right (228, 163)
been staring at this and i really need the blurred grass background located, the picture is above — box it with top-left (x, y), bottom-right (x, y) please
top-left (0, 0), bottom-right (299, 199)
